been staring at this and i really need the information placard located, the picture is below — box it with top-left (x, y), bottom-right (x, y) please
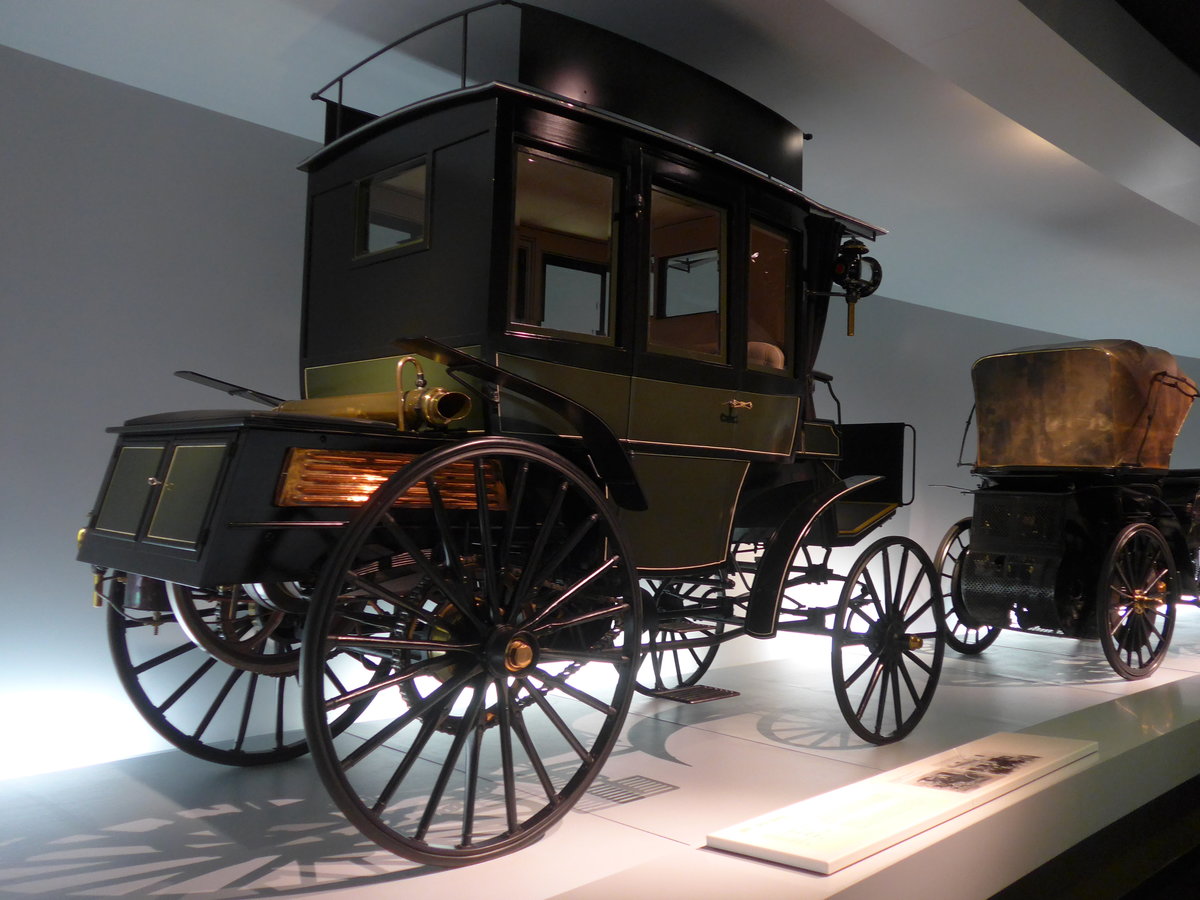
top-left (706, 732), bottom-right (1097, 874)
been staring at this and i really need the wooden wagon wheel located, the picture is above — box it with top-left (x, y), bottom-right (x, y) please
top-left (103, 570), bottom-right (376, 765)
top-left (299, 437), bottom-right (640, 866)
top-left (934, 517), bottom-right (1002, 655)
top-left (831, 536), bottom-right (945, 744)
top-left (1096, 522), bottom-right (1178, 680)
top-left (634, 579), bottom-right (726, 695)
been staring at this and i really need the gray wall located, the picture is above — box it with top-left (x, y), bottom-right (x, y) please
top-left (820, 296), bottom-right (1200, 554)
top-left (0, 47), bottom-right (317, 774)
top-left (2, 46), bottom-right (1198, 776)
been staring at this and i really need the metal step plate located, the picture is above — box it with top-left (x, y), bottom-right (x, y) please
top-left (653, 685), bottom-right (740, 704)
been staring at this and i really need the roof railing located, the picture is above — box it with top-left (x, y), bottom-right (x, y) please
top-left (311, 1), bottom-right (520, 137)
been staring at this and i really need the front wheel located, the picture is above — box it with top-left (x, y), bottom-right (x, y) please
top-left (1096, 523), bottom-right (1178, 680)
top-left (300, 438), bottom-right (640, 866)
top-left (832, 536), bottom-right (945, 744)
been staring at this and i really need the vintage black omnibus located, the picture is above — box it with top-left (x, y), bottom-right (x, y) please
top-left (78, 2), bottom-right (943, 865)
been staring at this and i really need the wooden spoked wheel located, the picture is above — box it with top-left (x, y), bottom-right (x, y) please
top-left (1096, 522), bottom-right (1178, 680)
top-left (103, 570), bottom-right (374, 765)
top-left (300, 438), bottom-right (640, 866)
top-left (831, 536), bottom-right (945, 744)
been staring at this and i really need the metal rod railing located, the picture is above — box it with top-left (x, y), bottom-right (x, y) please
top-left (310, 0), bottom-right (518, 103)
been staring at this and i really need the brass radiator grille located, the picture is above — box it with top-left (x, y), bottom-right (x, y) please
top-left (276, 448), bottom-right (506, 509)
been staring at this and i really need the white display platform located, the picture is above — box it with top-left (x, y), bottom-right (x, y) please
top-left (707, 732), bottom-right (1097, 874)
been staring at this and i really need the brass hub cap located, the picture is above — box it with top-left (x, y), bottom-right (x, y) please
top-left (486, 628), bottom-right (539, 677)
top-left (505, 638), bottom-right (535, 673)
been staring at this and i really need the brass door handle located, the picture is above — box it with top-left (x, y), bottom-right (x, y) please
top-left (727, 399), bottom-right (753, 411)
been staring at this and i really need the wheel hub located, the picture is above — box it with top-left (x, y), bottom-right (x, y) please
top-left (505, 637), bottom-right (535, 672)
top-left (1130, 580), bottom-right (1167, 615)
top-left (487, 627), bottom-right (539, 676)
top-left (866, 611), bottom-right (914, 660)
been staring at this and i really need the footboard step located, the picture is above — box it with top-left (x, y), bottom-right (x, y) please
top-left (654, 685), bottom-right (740, 703)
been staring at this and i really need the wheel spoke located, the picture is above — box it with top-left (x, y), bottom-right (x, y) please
top-left (525, 557), bottom-right (624, 631)
top-left (385, 513), bottom-right (486, 634)
top-left (509, 702), bottom-right (559, 806)
top-left (852, 659), bottom-right (884, 718)
top-left (532, 599), bottom-right (627, 635)
top-left (413, 681), bottom-right (487, 842)
top-left (473, 458), bottom-right (500, 607)
top-left (373, 711), bottom-right (444, 815)
top-left (329, 634), bottom-right (480, 654)
top-left (843, 646), bottom-right (883, 689)
top-left (340, 665), bottom-right (480, 770)
top-left (234, 672), bottom-right (259, 750)
top-left (425, 475), bottom-right (466, 583)
top-left (540, 646), bottom-right (629, 665)
top-left (889, 660), bottom-right (903, 733)
top-left (192, 667), bottom-right (243, 738)
top-left (891, 548), bottom-right (908, 611)
top-left (159, 657), bottom-right (218, 713)
top-left (525, 683), bottom-right (593, 764)
top-left (345, 573), bottom-right (440, 627)
top-left (859, 569), bottom-right (887, 622)
top-left (499, 461), bottom-right (531, 571)
top-left (494, 677), bottom-right (525, 828)
top-left (526, 514), bottom-right (601, 598)
top-left (511, 481), bottom-right (568, 611)
top-left (526, 667), bottom-right (616, 715)
top-left (325, 654), bottom-right (460, 710)
top-left (131, 639), bottom-right (197, 675)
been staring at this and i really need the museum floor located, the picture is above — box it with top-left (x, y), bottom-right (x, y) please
top-left (6, 610), bottom-right (1200, 899)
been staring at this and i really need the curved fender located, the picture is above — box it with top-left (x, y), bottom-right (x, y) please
top-left (394, 337), bottom-right (647, 511)
top-left (745, 474), bottom-right (884, 638)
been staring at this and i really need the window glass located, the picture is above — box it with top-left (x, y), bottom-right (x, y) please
top-left (747, 222), bottom-right (793, 372)
top-left (511, 150), bottom-right (616, 341)
top-left (648, 189), bottom-right (725, 360)
top-left (358, 161), bottom-right (427, 256)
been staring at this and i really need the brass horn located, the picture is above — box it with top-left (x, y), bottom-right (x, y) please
top-left (396, 356), bottom-right (472, 430)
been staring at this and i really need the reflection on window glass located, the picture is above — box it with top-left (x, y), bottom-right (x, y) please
top-left (649, 189), bottom-right (724, 360)
top-left (511, 150), bottom-right (615, 340)
top-left (359, 161), bottom-right (427, 255)
top-left (748, 222), bottom-right (793, 372)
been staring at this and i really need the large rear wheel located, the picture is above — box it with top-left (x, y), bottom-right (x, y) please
top-left (300, 438), bottom-right (640, 866)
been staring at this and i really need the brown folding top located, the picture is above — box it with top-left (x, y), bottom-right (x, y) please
top-left (972, 339), bottom-right (1197, 471)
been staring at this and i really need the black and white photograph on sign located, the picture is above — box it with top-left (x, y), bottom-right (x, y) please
top-left (913, 754), bottom-right (1041, 793)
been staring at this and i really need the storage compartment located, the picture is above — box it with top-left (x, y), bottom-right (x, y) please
top-left (78, 409), bottom-right (424, 587)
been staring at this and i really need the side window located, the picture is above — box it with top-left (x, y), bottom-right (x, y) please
top-left (356, 159), bottom-right (428, 257)
top-left (510, 150), bottom-right (616, 342)
top-left (747, 221), bottom-right (794, 372)
top-left (648, 188), bottom-right (726, 361)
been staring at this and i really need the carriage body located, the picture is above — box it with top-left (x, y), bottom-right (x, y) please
top-left (79, 2), bottom-right (904, 597)
top-left (940, 339), bottom-right (1200, 675)
top-left (77, 2), bottom-right (942, 866)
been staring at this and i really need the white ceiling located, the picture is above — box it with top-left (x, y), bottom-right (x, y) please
top-left (4, 0), bottom-right (1200, 356)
